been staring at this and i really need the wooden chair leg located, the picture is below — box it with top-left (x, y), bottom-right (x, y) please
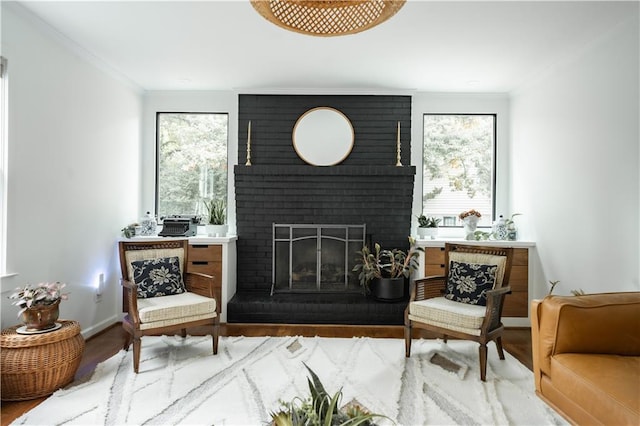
top-left (133, 336), bottom-right (141, 374)
top-left (123, 332), bottom-right (133, 351)
top-left (479, 343), bottom-right (488, 382)
top-left (404, 323), bottom-right (412, 357)
top-left (212, 322), bottom-right (219, 355)
top-left (495, 337), bottom-right (506, 360)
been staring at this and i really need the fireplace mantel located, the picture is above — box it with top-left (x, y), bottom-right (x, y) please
top-left (235, 165), bottom-right (416, 176)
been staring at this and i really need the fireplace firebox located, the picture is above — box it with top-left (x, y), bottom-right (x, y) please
top-left (272, 224), bottom-right (366, 295)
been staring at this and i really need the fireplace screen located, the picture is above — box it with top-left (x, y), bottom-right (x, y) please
top-left (272, 224), bottom-right (366, 294)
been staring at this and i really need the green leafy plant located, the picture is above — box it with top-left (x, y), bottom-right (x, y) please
top-left (8, 282), bottom-right (68, 316)
top-left (270, 363), bottom-right (386, 426)
top-left (204, 199), bottom-right (226, 225)
top-left (417, 214), bottom-right (441, 228)
top-left (505, 213), bottom-right (522, 228)
top-left (352, 237), bottom-right (423, 289)
top-left (472, 230), bottom-right (493, 240)
top-left (121, 222), bottom-right (139, 238)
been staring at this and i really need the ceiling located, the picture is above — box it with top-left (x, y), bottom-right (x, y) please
top-left (14, 0), bottom-right (637, 93)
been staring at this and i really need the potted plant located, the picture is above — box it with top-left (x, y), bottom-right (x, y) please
top-left (352, 236), bottom-right (422, 301)
top-left (204, 198), bottom-right (227, 237)
top-left (417, 214), bottom-right (441, 239)
top-left (271, 363), bottom-right (384, 425)
top-left (8, 282), bottom-right (68, 331)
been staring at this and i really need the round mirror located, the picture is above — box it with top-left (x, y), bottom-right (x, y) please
top-left (293, 107), bottom-right (354, 166)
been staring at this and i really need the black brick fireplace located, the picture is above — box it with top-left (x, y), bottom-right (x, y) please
top-left (227, 94), bottom-right (415, 325)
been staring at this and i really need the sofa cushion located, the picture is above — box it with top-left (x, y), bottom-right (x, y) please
top-left (445, 260), bottom-right (497, 306)
top-left (551, 353), bottom-right (640, 424)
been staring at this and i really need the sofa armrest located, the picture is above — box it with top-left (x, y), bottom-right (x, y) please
top-left (532, 292), bottom-right (640, 382)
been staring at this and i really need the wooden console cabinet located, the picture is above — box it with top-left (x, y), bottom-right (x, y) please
top-left (419, 241), bottom-right (534, 320)
top-left (187, 243), bottom-right (223, 315)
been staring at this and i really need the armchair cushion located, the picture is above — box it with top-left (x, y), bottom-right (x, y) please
top-left (408, 297), bottom-right (485, 335)
top-left (137, 292), bottom-right (217, 330)
top-left (445, 261), bottom-right (497, 306)
top-left (131, 256), bottom-right (186, 298)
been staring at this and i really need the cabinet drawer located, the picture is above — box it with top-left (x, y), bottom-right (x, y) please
top-left (425, 265), bottom-right (445, 277)
top-left (424, 247), bottom-right (445, 264)
top-left (188, 244), bottom-right (222, 262)
top-left (187, 261), bottom-right (222, 280)
top-left (504, 291), bottom-right (528, 317)
top-left (508, 265), bottom-right (528, 292)
top-left (513, 248), bottom-right (528, 266)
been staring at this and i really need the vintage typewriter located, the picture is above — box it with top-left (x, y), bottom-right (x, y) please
top-left (158, 215), bottom-right (200, 237)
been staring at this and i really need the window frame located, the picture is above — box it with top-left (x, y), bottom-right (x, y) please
top-left (155, 111), bottom-right (229, 219)
top-left (422, 113), bottom-right (497, 227)
top-left (1, 56), bottom-right (8, 276)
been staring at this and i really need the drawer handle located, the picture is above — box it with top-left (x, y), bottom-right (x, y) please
top-left (191, 245), bottom-right (209, 249)
top-left (192, 261), bottom-right (208, 265)
top-left (440, 264), bottom-right (445, 268)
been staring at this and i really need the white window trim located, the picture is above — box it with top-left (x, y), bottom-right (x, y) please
top-left (1, 56), bottom-right (9, 278)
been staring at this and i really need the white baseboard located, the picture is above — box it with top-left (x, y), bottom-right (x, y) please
top-left (80, 315), bottom-right (120, 339)
top-left (504, 317), bottom-right (530, 327)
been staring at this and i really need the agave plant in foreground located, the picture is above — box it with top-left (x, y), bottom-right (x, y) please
top-left (270, 363), bottom-right (388, 426)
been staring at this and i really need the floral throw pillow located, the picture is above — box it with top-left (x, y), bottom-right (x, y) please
top-left (445, 261), bottom-right (498, 306)
top-left (131, 256), bottom-right (186, 299)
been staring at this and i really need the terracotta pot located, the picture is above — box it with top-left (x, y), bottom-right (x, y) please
top-left (20, 300), bottom-right (60, 331)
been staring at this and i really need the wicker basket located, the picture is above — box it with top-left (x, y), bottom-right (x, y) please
top-left (1, 320), bottom-right (85, 401)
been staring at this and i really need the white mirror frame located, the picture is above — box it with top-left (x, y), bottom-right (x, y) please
top-left (292, 107), bottom-right (354, 166)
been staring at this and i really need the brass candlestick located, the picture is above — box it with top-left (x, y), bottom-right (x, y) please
top-left (245, 120), bottom-right (252, 166)
top-left (395, 121), bottom-right (402, 166)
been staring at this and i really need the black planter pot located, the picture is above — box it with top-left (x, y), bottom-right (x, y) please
top-left (371, 277), bottom-right (405, 302)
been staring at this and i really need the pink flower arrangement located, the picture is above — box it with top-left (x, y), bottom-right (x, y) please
top-left (458, 209), bottom-right (482, 220)
top-left (8, 282), bottom-right (68, 316)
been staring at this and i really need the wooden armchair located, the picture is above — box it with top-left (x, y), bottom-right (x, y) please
top-left (118, 239), bottom-right (219, 373)
top-left (404, 243), bottom-right (513, 381)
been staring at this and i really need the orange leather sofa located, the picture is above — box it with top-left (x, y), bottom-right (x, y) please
top-left (531, 292), bottom-right (640, 425)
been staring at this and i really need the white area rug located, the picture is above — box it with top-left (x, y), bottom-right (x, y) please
top-left (13, 336), bottom-right (566, 425)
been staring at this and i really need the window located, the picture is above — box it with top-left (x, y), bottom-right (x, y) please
top-left (156, 112), bottom-right (228, 220)
top-left (423, 114), bottom-right (496, 227)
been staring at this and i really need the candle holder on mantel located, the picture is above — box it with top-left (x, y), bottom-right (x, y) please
top-left (245, 120), bottom-right (252, 166)
top-left (395, 121), bottom-right (402, 166)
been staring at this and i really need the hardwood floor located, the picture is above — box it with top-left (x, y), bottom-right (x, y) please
top-left (1, 323), bottom-right (532, 425)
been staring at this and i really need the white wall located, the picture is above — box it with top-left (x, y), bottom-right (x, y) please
top-left (142, 91), bottom-right (238, 235)
top-left (0, 4), bottom-right (142, 336)
top-left (510, 13), bottom-right (639, 296)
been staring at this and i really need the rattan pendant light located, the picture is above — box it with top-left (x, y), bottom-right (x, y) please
top-left (250, 0), bottom-right (406, 37)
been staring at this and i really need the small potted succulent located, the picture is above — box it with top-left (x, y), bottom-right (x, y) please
top-left (352, 236), bottom-right (423, 301)
top-left (8, 282), bottom-right (68, 331)
top-left (204, 198), bottom-right (227, 237)
top-left (417, 214), bottom-right (441, 239)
